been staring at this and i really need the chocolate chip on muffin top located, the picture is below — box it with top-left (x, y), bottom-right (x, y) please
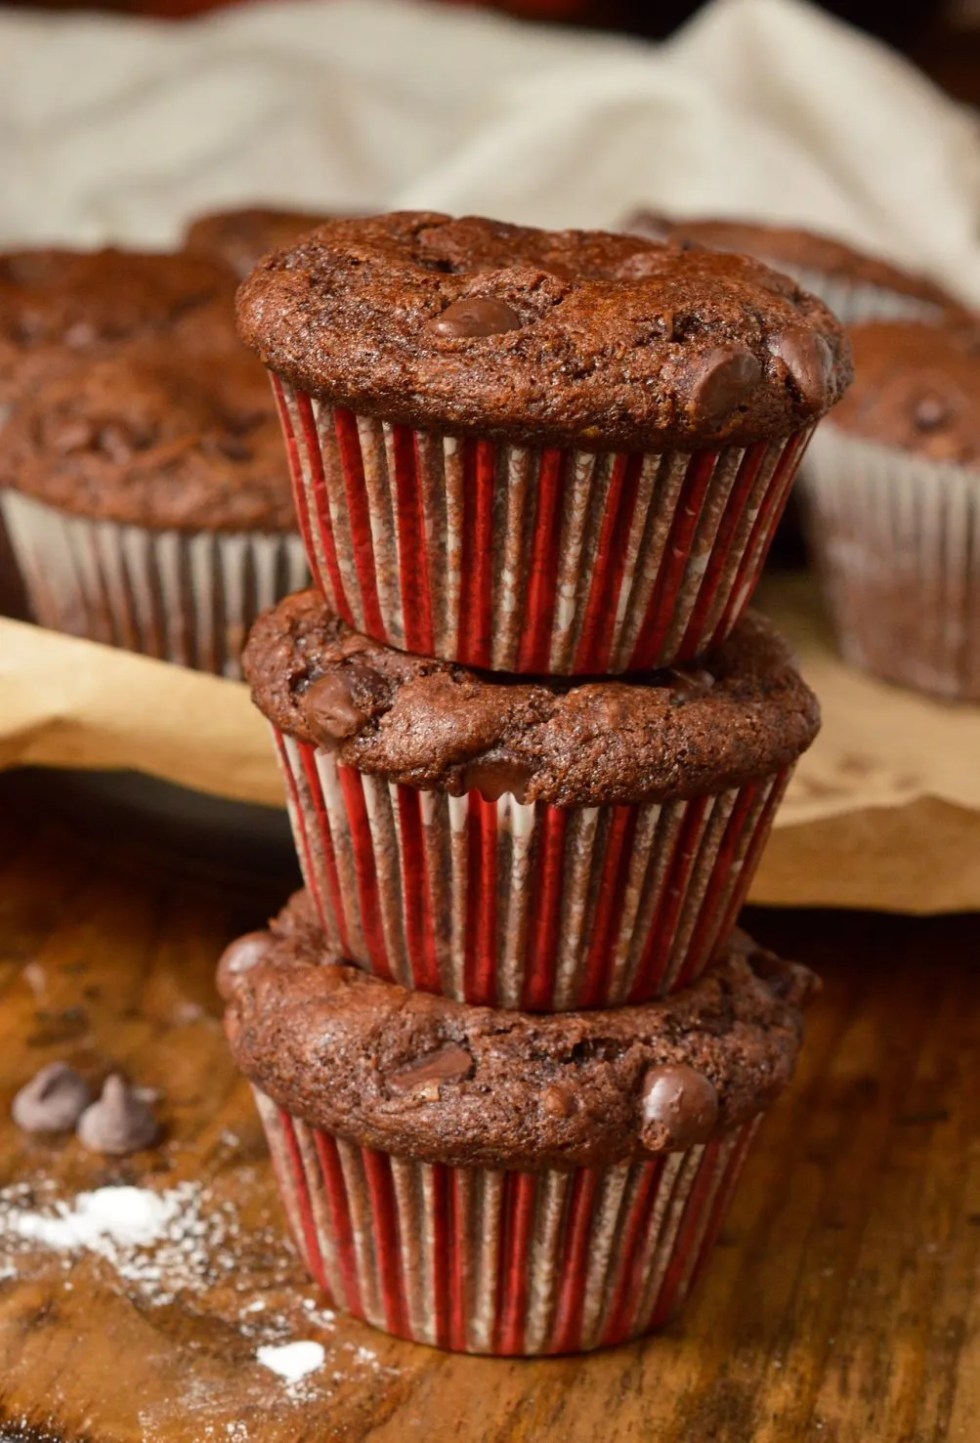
top-left (828, 320), bottom-right (980, 467)
top-left (236, 211), bottom-right (852, 451)
top-left (221, 890), bottom-right (818, 1171)
top-left (1, 340), bottom-right (294, 531)
top-left (243, 591), bottom-right (820, 807)
top-left (624, 212), bottom-right (961, 317)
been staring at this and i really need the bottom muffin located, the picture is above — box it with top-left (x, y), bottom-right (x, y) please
top-left (219, 892), bottom-right (818, 1355)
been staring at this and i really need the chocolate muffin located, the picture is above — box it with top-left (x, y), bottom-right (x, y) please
top-left (0, 245), bottom-right (239, 624)
top-left (805, 320), bottom-right (980, 702)
top-left (1, 342), bottom-right (307, 677)
top-left (221, 890), bottom-right (818, 1354)
top-left (242, 590), bottom-right (819, 1008)
top-left (183, 205), bottom-right (338, 279)
top-left (624, 211), bottom-right (961, 326)
top-left (237, 210), bottom-right (851, 672)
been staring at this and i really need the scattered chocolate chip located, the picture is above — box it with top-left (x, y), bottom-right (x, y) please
top-left (429, 298), bottom-right (521, 339)
top-left (541, 1084), bottom-right (576, 1119)
top-left (388, 1043), bottom-right (474, 1094)
top-left (640, 1064), bottom-right (719, 1152)
top-left (303, 672), bottom-right (372, 743)
top-left (77, 1074), bottom-right (160, 1156)
top-left (216, 931), bottom-right (271, 1001)
top-left (11, 1062), bottom-right (92, 1134)
top-left (913, 393), bottom-right (949, 431)
top-left (768, 329), bottom-right (834, 409)
top-left (688, 347), bottom-right (762, 425)
top-left (462, 758), bottom-right (531, 803)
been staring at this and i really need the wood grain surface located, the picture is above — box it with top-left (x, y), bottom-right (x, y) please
top-left (0, 771), bottom-right (976, 1443)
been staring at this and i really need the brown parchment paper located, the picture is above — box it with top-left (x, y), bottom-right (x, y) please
top-left (1, 576), bottom-right (978, 913)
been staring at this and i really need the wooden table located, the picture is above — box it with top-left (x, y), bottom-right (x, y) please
top-left (0, 769), bottom-right (976, 1443)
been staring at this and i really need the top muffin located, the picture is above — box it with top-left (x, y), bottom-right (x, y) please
top-left (624, 212), bottom-right (959, 321)
top-left (828, 320), bottom-right (980, 467)
top-left (236, 211), bottom-right (852, 452)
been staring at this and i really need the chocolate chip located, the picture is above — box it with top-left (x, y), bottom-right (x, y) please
top-left (216, 931), bottom-right (271, 1001)
top-left (77, 1074), bottom-right (160, 1156)
top-left (303, 672), bottom-right (371, 744)
top-left (541, 1084), bottom-right (576, 1119)
top-left (768, 328), bottom-right (834, 409)
top-left (688, 347), bottom-right (761, 425)
top-left (388, 1043), bottom-right (474, 1094)
top-left (913, 393), bottom-right (949, 431)
top-left (462, 759), bottom-right (531, 803)
top-left (429, 298), bottom-right (521, 339)
top-left (11, 1062), bottom-right (92, 1133)
top-left (640, 1064), bottom-right (718, 1152)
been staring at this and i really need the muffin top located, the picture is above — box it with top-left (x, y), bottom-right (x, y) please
top-left (183, 205), bottom-right (338, 279)
top-left (625, 211), bottom-right (959, 317)
top-left (0, 246), bottom-right (235, 355)
top-left (221, 890), bottom-right (817, 1171)
top-left (236, 211), bottom-right (851, 452)
top-left (828, 321), bottom-right (980, 467)
top-left (1, 341), bottom-right (295, 531)
top-left (243, 592), bottom-right (820, 806)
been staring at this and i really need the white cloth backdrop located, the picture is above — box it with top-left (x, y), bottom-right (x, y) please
top-left (0, 0), bottom-right (978, 302)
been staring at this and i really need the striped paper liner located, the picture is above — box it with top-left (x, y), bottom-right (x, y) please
top-left (773, 264), bottom-right (953, 327)
top-left (254, 1088), bottom-right (760, 1356)
top-left (804, 426), bottom-right (980, 703)
top-left (274, 734), bottom-right (790, 1009)
top-left (270, 378), bottom-right (812, 672)
top-left (0, 490), bottom-right (308, 680)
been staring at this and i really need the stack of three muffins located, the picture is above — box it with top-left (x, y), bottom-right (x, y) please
top-left (218, 213), bottom-right (851, 1355)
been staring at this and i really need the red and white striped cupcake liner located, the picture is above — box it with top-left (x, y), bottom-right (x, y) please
top-left (271, 378), bottom-right (813, 673)
top-left (1, 490), bottom-right (308, 680)
top-left (274, 734), bottom-right (790, 1010)
top-left (254, 1088), bottom-right (759, 1356)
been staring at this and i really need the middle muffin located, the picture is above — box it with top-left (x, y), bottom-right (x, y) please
top-left (244, 591), bottom-right (819, 1010)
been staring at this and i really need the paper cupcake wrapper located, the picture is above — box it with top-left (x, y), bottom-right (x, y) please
top-left (804, 426), bottom-right (980, 702)
top-left (271, 379), bottom-right (811, 672)
top-left (254, 1088), bottom-right (760, 1355)
top-left (275, 735), bottom-right (789, 1009)
top-left (0, 490), bottom-right (308, 680)
top-left (780, 263), bottom-right (950, 327)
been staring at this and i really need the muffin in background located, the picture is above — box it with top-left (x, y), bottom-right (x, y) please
top-left (623, 212), bottom-right (962, 327)
top-left (804, 319), bottom-right (980, 703)
top-left (243, 591), bottom-right (819, 1010)
top-left (238, 211), bottom-right (851, 673)
top-left (0, 246), bottom-right (237, 622)
top-left (0, 342), bottom-right (306, 678)
top-left (220, 889), bottom-right (819, 1355)
top-left (183, 205), bottom-right (343, 279)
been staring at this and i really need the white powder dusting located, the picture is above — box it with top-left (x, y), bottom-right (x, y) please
top-left (0, 1180), bottom-right (241, 1306)
top-left (256, 1341), bottom-right (326, 1384)
top-left (5, 1186), bottom-right (179, 1253)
